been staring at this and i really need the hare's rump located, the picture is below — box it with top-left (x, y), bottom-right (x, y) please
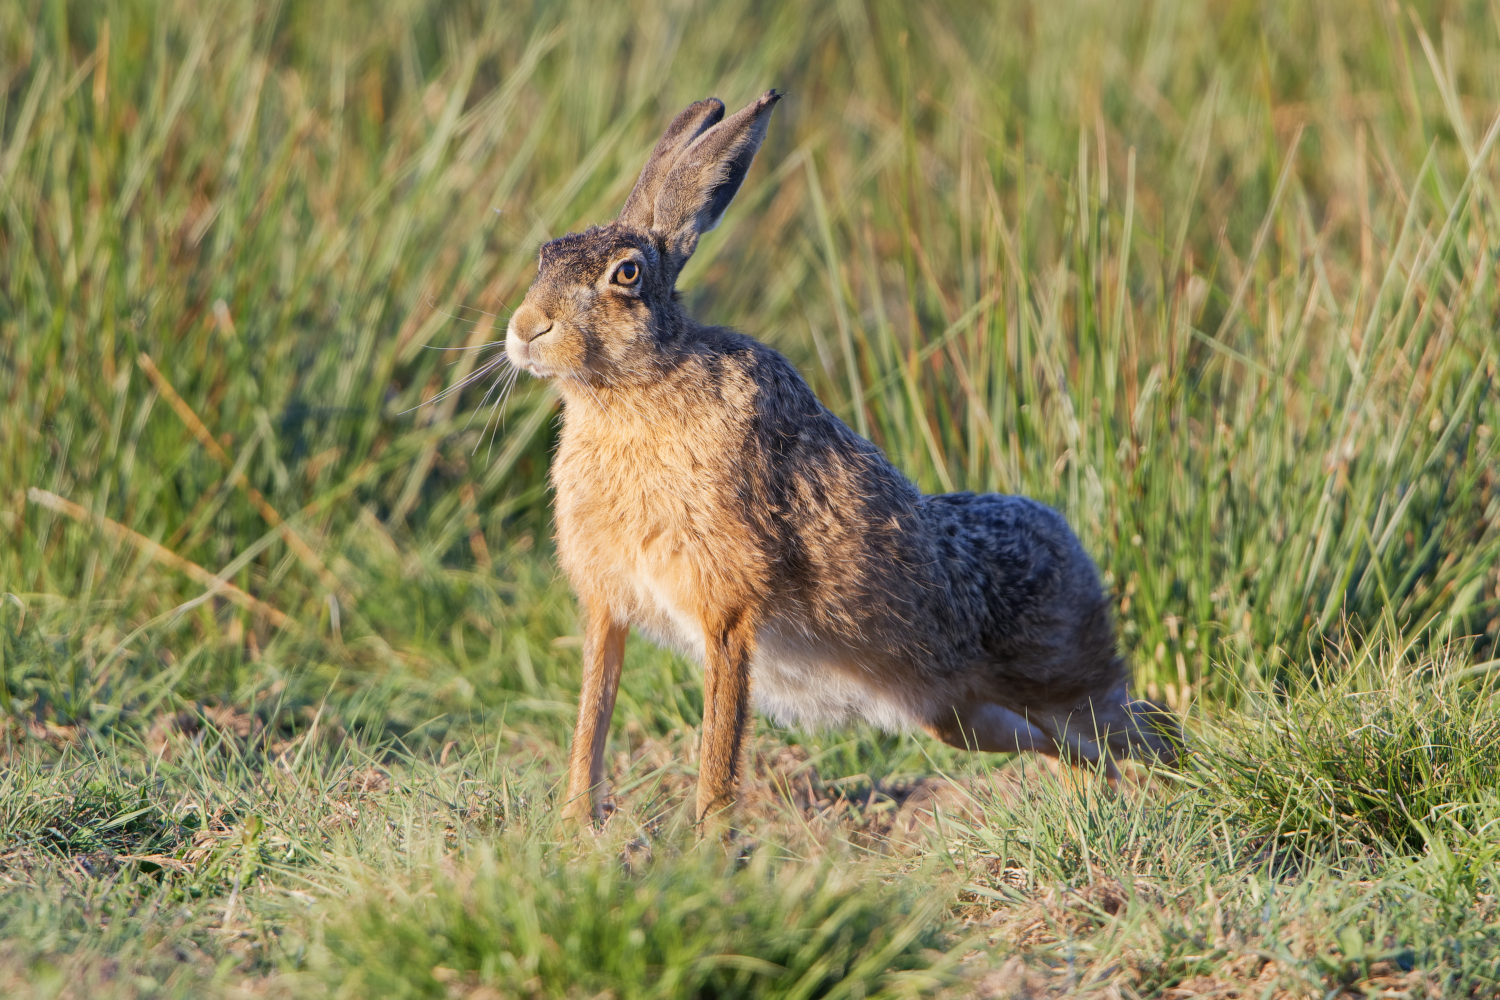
top-left (751, 491), bottom-right (1132, 749)
top-left (923, 492), bottom-right (1125, 704)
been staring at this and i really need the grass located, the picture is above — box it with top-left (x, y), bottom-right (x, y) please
top-left (3, 0), bottom-right (1500, 995)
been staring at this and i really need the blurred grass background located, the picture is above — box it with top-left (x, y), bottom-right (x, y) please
top-left (3, 0), bottom-right (1500, 996)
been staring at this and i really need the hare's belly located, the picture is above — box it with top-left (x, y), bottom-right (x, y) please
top-left (584, 522), bottom-right (926, 732)
top-left (622, 576), bottom-right (924, 732)
top-left (750, 627), bottom-right (927, 733)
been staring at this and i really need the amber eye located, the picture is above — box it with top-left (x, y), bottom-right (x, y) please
top-left (612, 260), bottom-right (641, 286)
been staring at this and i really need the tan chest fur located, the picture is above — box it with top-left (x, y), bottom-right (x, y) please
top-left (550, 378), bottom-right (768, 649)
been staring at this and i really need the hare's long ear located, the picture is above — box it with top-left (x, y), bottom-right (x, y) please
top-left (618, 98), bottom-right (726, 229)
top-left (646, 89), bottom-right (781, 278)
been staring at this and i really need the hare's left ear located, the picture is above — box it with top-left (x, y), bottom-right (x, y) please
top-left (639, 89), bottom-right (781, 279)
top-left (618, 97), bottom-right (727, 230)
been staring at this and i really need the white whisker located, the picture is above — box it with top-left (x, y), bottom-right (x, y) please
top-left (462, 357), bottom-right (516, 431)
top-left (447, 302), bottom-right (507, 321)
top-left (402, 353), bottom-right (510, 414)
top-left (423, 341), bottom-right (507, 353)
top-left (569, 375), bottom-right (609, 412)
top-left (475, 366), bottom-right (521, 458)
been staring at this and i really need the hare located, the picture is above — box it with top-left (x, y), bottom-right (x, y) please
top-left (504, 90), bottom-right (1177, 825)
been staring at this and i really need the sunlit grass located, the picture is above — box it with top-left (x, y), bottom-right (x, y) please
top-left (3, 0), bottom-right (1500, 996)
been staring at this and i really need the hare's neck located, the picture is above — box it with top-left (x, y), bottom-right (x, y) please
top-left (557, 379), bottom-right (652, 426)
top-left (554, 350), bottom-right (712, 428)
top-left (554, 356), bottom-right (748, 471)
top-left (556, 376), bottom-right (699, 438)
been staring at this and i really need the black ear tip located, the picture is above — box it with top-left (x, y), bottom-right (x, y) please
top-left (761, 89), bottom-right (784, 107)
top-left (686, 96), bottom-right (726, 118)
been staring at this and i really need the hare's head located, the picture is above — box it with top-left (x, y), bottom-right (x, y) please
top-left (507, 90), bottom-right (781, 386)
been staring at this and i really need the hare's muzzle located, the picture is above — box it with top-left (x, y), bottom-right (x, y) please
top-left (506, 303), bottom-right (557, 375)
top-left (509, 304), bottom-right (555, 344)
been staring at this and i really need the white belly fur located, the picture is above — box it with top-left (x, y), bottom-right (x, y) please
top-left (633, 605), bottom-right (925, 732)
top-left (750, 627), bottom-right (926, 732)
top-left (617, 565), bottom-right (926, 733)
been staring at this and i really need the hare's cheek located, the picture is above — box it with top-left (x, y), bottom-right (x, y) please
top-left (541, 332), bottom-right (587, 374)
top-left (602, 330), bottom-right (652, 368)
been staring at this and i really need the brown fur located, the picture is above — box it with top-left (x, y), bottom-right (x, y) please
top-left (503, 91), bottom-right (1179, 826)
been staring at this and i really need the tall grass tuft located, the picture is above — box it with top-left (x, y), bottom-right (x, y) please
top-left (1197, 645), bottom-right (1500, 856)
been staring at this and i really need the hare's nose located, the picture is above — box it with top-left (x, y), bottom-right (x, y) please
top-left (518, 318), bottom-right (554, 343)
top-left (510, 304), bottom-right (555, 344)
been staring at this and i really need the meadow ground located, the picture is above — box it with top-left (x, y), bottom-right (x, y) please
top-left (3, 0), bottom-right (1500, 996)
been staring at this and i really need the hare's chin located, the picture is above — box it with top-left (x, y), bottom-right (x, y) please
top-left (505, 340), bottom-right (558, 379)
top-left (514, 358), bottom-right (555, 378)
top-left (521, 363), bottom-right (561, 381)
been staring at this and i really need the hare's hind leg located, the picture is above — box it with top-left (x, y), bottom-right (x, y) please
top-left (695, 610), bottom-right (756, 825)
top-left (563, 603), bottom-right (628, 826)
top-left (923, 702), bottom-right (1052, 755)
top-left (923, 702), bottom-right (1121, 780)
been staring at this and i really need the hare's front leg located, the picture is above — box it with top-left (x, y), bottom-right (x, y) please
top-left (562, 602), bottom-right (628, 826)
top-left (695, 612), bottom-right (756, 824)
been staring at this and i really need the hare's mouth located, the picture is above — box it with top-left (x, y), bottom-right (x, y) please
top-left (506, 336), bottom-right (559, 379)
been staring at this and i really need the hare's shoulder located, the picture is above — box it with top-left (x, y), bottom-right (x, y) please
top-left (716, 333), bottom-right (915, 501)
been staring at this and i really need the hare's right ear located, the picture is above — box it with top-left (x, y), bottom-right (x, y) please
top-left (619, 90), bottom-right (781, 280)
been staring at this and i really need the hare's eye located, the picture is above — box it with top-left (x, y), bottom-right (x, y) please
top-left (612, 261), bottom-right (641, 286)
